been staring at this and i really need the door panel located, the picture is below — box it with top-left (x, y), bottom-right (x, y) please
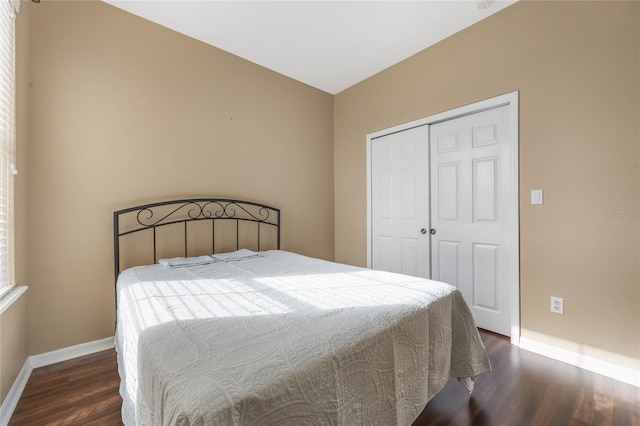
top-left (430, 105), bottom-right (512, 336)
top-left (473, 157), bottom-right (498, 222)
top-left (402, 169), bottom-right (417, 219)
top-left (473, 123), bottom-right (499, 147)
top-left (376, 236), bottom-right (393, 272)
top-left (472, 243), bottom-right (499, 311)
top-left (437, 240), bottom-right (460, 286)
top-left (378, 171), bottom-right (393, 219)
top-left (371, 125), bottom-right (430, 278)
top-left (438, 162), bottom-right (460, 221)
top-left (401, 237), bottom-right (419, 277)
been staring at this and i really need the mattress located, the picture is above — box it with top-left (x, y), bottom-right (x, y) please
top-left (115, 250), bottom-right (490, 426)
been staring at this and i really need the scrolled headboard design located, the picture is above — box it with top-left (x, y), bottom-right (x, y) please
top-left (113, 198), bottom-right (280, 280)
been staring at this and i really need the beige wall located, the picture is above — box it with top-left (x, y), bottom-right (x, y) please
top-left (1, 2), bottom-right (31, 407)
top-left (0, 295), bottom-right (28, 405)
top-left (23, 1), bottom-right (334, 355)
top-left (334, 1), bottom-right (640, 368)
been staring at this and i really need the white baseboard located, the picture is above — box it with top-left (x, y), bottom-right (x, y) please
top-left (518, 337), bottom-right (640, 388)
top-left (0, 336), bottom-right (115, 426)
top-left (29, 336), bottom-right (115, 369)
top-left (0, 360), bottom-right (32, 426)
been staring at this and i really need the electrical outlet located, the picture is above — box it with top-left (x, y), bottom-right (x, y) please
top-left (551, 296), bottom-right (564, 314)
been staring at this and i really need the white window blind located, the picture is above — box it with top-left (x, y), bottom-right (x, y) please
top-left (0, 0), bottom-right (18, 297)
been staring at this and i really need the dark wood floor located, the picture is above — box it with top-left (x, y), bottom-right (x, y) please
top-left (413, 332), bottom-right (640, 426)
top-left (9, 330), bottom-right (640, 425)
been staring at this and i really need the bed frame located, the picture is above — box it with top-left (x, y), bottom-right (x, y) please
top-left (113, 198), bottom-right (280, 281)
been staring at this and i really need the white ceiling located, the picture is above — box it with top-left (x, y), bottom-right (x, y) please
top-left (104, 1), bottom-right (517, 94)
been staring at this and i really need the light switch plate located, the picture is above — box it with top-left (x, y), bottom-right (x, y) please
top-left (531, 189), bottom-right (543, 205)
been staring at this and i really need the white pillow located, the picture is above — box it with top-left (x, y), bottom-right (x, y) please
top-left (211, 249), bottom-right (260, 262)
top-left (158, 256), bottom-right (215, 268)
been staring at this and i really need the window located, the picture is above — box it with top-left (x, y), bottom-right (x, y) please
top-left (0, 0), bottom-right (18, 298)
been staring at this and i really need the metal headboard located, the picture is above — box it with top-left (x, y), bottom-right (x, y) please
top-left (113, 198), bottom-right (280, 281)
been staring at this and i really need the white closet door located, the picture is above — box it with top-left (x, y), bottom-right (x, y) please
top-left (430, 105), bottom-right (512, 336)
top-left (371, 125), bottom-right (430, 278)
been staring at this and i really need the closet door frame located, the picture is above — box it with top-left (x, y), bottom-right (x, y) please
top-left (366, 91), bottom-right (520, 344)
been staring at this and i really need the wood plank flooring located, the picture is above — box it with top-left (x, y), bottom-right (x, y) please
top-left (413, 332), bottom-right (640, 425)
top-left (9, 330), bottom-right (640, 425)
top-left (9, 349), bottom-right (123, 425)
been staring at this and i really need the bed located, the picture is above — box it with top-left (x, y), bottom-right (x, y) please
top-left (114, 198), bottom-right (490, 426)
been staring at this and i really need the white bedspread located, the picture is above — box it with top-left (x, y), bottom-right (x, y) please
top-left (116, 250), bottom-right (490, 426)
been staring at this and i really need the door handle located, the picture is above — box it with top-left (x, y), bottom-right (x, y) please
top-left (430, 228), bottom-right (436, 235)
top-left (421, 228), bottom-right (427, 235)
